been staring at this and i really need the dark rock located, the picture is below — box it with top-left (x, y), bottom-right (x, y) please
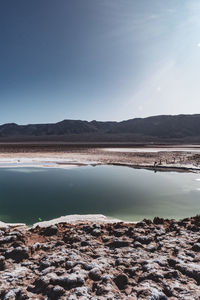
top-left (135, 235), bottom-right (152, 245)
top-left (50, 285), bottom-right (65, 297)
top-left (176, 263), bottom-right (200, 284)
top-left (114, 274), bottom-right (128, 290)
top-left (106, 240), bottom-right (130, 248)
top-left (139, 271), bottom-right (164, 283)
top-left (124, 267), bottom-right (138, 277)
top-left (41, 225), bottom-right (58, 236)
top-left (91, 229), bottom-right (101, 236)
top-left (51, 274), bottom-right (85, 289)
top-left (89, 268), bottom-right (102, 281)
top-left (150, 288), bottom-right (168, 300)
top-left (113, 229), bottom-right (125, 237)
top-left (80, 240), bottom-right (91, 247)
top-left (147, 245), bottom-right (156, 252)
top-left (55, 241), bottom-right (65, 247)
top-left (0, 255), bottom-right (5, 270)
top-left (39, 260), bottom-right (51, 269)
top-left (164, 270), bottom-right (178, 279)
top-left (31, 242), bottom-right (41, 252)
top-left (126, 227), bottom-right (134, 237)
top-left (0, 235), bottom-right (17, 245)
top-left (167, 258), bottom-right (177, 267)
top-left (133, 241), bottom-right (143, 248)
top-left (135, 221), bottom-right (147, 228)
top-left (153, 217), bottom-right (165, 225)
top-left (143, 219), bottom-right (152, 225)
top-left (172, 246), bottom-right (179, 255)
top-left (33, 276), bottom-right (50, 292)
top-left (5, 247), bottom-right (29, 262)
top-left (192, 243), bottom-right (200, 252)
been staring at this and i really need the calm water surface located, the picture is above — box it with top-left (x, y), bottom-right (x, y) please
top-left (0, 165), bottom-right (200, 224)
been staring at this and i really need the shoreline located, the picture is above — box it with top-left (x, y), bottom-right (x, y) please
top-left (0, 153), bottom-right (199, 173)
top-left (0, 214), bottom-right (125, 229)
top-left (0, 143), bottom-right (199, 173)
top-left (0, 146), bottom-right (199, 298)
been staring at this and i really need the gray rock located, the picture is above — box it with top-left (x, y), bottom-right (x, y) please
top-left (150, 287), bottom-right (168, 300)
top-left (74, 287), bottom-right (90, 297)
top-left (106, 239), bottom-right (130, 248)
top-left (89, 268), bottom-right (102, 281)
top-left (0, 235), bottom-right (17, 245)
top-left (31, 242), bottom-right (41, 252)
top-left (114, 274), bottom-right (129, 290)
top-left (51, 273), bottom-right (85, 289)
top-left (42, 225), bottom-right (58, 236)
top-left (135, 235), bottom-right (152, 245)
top-left (91, 229), bottom-right (101, 236)
top-left (192, 243), bottom-right (200, 252)
top-left (0, 255), bottom-right (5, 270)
top-left (51, 285), bottom-right (65, 297)
top-left (5, 247), bottom-right (29, 262)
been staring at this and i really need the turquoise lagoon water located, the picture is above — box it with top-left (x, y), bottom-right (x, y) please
top-left (0, 165), bottom-right (200, 224)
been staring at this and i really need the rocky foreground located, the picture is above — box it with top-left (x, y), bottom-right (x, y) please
top-left (0, 216), bottom-right (200, 299)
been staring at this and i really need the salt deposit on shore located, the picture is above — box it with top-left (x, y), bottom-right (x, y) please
top-left (0, 146), bottom-right (199, 172)
top-left (0, 157), bottom-right (97, 169)
top-left (104, 147), bottom-right (200, 153)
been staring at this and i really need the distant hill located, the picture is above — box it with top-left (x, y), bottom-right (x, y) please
top-left (1, 114), bottom-right (200, 143)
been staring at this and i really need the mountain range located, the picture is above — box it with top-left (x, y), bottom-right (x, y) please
top-left (1, 114), bottom-right (200, 143)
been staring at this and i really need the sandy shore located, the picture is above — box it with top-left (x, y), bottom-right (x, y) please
top-left (0, 145), bottom-right (200, 172)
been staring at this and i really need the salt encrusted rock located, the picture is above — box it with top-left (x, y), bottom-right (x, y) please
top-left (88, 267), bottom-right (102, 281)
top-left (137, 286), bottom-right (168, 299)
top-left (150, 287), bottom-right (168, 300)
top-left (135, 235), bottom-right (152, 244)
top-left (39, 259), bottom-right (51, 269)
top-left (0, 255), bottom-right (5, 270)
top-left (91, 228), bottom-right (101, 236)
top-left (3, 290), bottom-right (17, 300)
top-left (41, 225), bottom-right (58, 236)
top-left (0, 215), bottom-right (200, 298)
top-left (82, 262), bottom-right (99, 271)
top-left (153, 217), bottom-right (165, 225)
top-left (176, 262), bottom-right (200, 283)
top-left (114, 274), bottom-right (129, 290)
top-left (36, 272), bottom-right (85, 290)
top-left (73, 287), bottom-right (90, 297)
top-left (0, 235), bottom-right (17, 245)
top-left (133, 241), bottom-right (143, 248)
top-left (192, 243), bottom-right (200, 252)
top-left (49, 285), bottom-right (65, 297)
top-left (3, 288), bottom-right (28, 300)
top-left (31, 242), bottom-right (41, 252)
top-left (80, 240), bottom-right (91, 247)
top-left (106, 239), bottom-right (130, 248)
top-left (5, 247), bottom-right (29, 262)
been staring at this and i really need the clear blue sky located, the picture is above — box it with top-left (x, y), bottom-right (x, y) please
top-left (1, 0), bottom-right (200, 124)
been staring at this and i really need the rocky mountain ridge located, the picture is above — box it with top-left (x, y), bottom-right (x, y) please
top-left (1, 114), bottom-right (200, 142)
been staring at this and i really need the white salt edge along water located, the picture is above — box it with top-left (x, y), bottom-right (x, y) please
top-left (32, 214), bottom-right (123, 228)
top-left (0, 157), bottom-right (99, 169)
top-left (104, 147), bottom-right (200, 153)
top-left (0, 221), bottom-right (26, 228)
top-left (0, 215), bottom-right (126, 229)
